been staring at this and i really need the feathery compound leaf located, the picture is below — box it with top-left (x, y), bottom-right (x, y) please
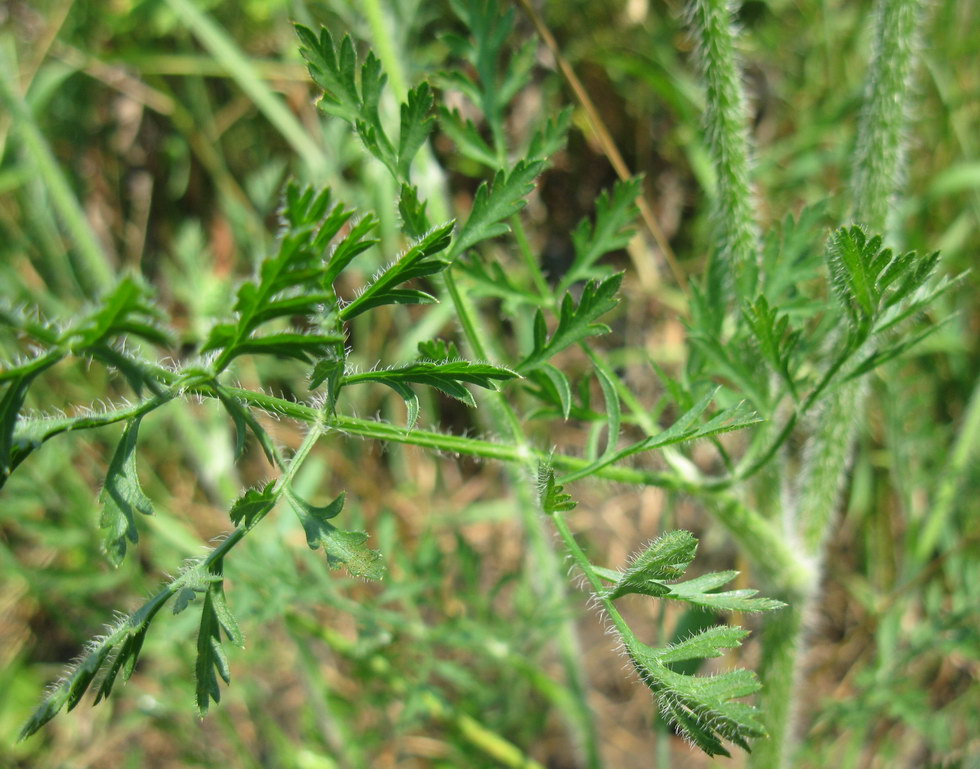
top-left (538, 467), bottom-right (576, 514)
top-left (203, 183), bottom-right (371, 371)
top-left (288, 490), bottom-right (384, 579)
top-left (518, 274), bottom-right (623, 372)
top-left (340, 221), bottom-right (455, 319)
top-left (558, 177), bottom-right (643, 292)
top-left (297, 25), bottom-right (435, 182)
top-left (99, 416), bottom-right (154, 567)
top-left (825, 225), bottom-right (944, 336)
top-left (447, 159), bottom-right (544, 260)
top-left (602, 531), bottom-right (780, 755)
top-left (628, 642), bottom-right (766, 757)
top-left (742, 295), bottom-right (802, 398)
top-left (67, 277), bottom-right (171, 351)
top-left (20, 579), bottom-right (177, 740)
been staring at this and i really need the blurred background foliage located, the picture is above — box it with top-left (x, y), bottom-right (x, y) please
top-left (0, 0), bottom-right (976, 767)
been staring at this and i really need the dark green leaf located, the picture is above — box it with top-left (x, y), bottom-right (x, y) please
top-left (340, 221), bottom-right (455, 319)
top-left (447, 159), bottom-right (544, 260)
top-left (229, 482), bottom-right (276, 528)
top-left (518, 274), bottom-right (623, 372)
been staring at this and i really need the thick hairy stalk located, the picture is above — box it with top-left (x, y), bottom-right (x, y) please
top-left (687, 0), bottom-right (761, 303)
top-left (754, 1), bottom-right (926, 766)
top-left (850, 0), bottom-right (927, 235)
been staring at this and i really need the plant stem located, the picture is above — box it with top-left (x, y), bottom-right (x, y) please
top-left (753, 2), bottom-right (926, 766)
top-left (687, 0), bottom-right (761, 304)
top-left (850, 0), bottom-right (926, 235)
top-left (441, 269), bottom-right (604, 769)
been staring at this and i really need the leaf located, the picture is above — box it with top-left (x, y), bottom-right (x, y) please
top-left (344, 357), bottom-right (518, 412)
top-left (340, 221), bottom-right (455, 319)
top-left (195, 573), bottom-right (242, 716)
top-left (638, 391), bottom-right (762, 451)
top-left (559, 177), bottom-right (643, 292)
top-left (398, 184), bottom-right (430, 240)
top-left (538, 466), bottom-right (576, 514)
top-left (742, 295), bottom-right (801, 397)
top-left (99, 416), bottom-right (155, 567)
top-left (607, 530), bottom-right (698, 599)
top-left (593, 360), bottom-right (621, 459)
top-left (457, 254), bottom-right (539, 308)
top-left (844, 315), bottom-right (955, 381)
top-left (20, 583), bottom-right (176, 740)
top-left (397, 83), bottom-right (435, 180)
top-left (517, 274), bottom-right (623, 372)
top-left (447, 159), bottom-right (544, 260)
top-left (295, 25), bottom-right (360, 123)
top-left (525, 363), bottom-right (573, 419)
top-left (202, 182), bottom-right (371, 370)
top-left (438, 106), bottom-right (499, 168)
top-left (629, 642), bottom-right (766, 757)
top-left (214, 387), bottom-right (275, 463)
top-left (526, 106), bottom-right (572, 164)
top-left (229, 482), bottom-right (276, 529)
top-left (1, 360), bottom-right (57, 485)
top-left (68, 277), bottom-right (170, 351)
top-left (288, 490), bottom-right (384, 579)
top-left (824, 225), bottom-right (944, 337)
top-left (309, 348), bottom-right (347, 414)
top-left (297, 24), bottom-right (439, 182)
top-left (664, 571), bottom-right (786, 613)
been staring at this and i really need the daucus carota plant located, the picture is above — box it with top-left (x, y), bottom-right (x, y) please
top-left (0, 0), bottom-right (956, 765)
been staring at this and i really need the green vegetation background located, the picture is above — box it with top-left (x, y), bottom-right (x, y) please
top-left (0, 0), bottom-right (976, 767)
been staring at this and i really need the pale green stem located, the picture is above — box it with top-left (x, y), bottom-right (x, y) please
top-left (510, 216), bottom-right (553, 301)
top-left (688, 0), bottom-right (761, 303)
top-left (850, 0), bottom-right (926, 235)
top-left (753, 2), bottom-right (926, 766)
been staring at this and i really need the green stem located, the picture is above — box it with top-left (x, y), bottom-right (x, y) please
top-left (754, 2), bottom-right (926, 766)
top-left (362, 0), bottom-right (409, 100)
top-left (441, 268), bottom-right (604, 769)
top-left (850, 0), bottom-right (926, 233)
top-left (511, 215), bottom-right (552, 301)
top-left (550, 510), bottom-right (632, 641)
top-left (688, 0), bottom-right (761, 303)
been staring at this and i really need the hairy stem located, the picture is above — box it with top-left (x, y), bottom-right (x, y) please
top-left (688, 0), bottom-right (761, 304)
top-left (754, 2), bottom-right (926, 766)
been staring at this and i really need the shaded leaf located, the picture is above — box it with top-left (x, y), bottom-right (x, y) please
top-left (99, 416), bottom-right (154, 567)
